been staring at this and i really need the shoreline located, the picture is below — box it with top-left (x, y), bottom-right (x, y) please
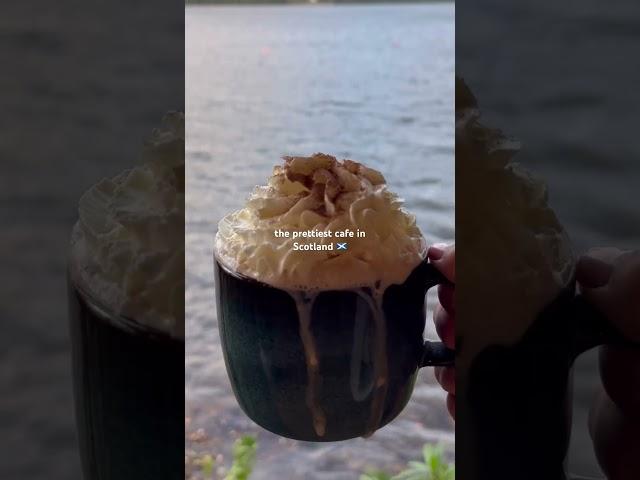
top-left (186, 1), bottom-right (452, 5)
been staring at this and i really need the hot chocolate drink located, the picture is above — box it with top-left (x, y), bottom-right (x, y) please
top-left (214, 155), bottom-right (452, 441)
top-left (215, 153), bottom-right (427, 291)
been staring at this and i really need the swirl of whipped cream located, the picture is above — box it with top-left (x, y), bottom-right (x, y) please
top-left (215, 154), bottom-right (426, 291)
top-left (456, 78), bottom-right (575, 365)
top-left (71, 112), bottom-right (185, 338)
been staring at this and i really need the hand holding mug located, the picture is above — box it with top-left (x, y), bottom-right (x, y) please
top-left (429, 244), bottom-right (456, 420)
top-left (578, 248), bottom-right (640, 480)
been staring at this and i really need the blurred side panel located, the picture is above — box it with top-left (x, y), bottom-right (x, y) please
top-left (457, 0), bottom-right (640, 478)
top-left (0, 1), bottom-right (183, 478)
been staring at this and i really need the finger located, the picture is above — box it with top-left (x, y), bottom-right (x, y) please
top-left (599, 345), bottom-right (640, 415)
top-left (578, 247), bottom-right (625, 283)
top-left (438, 283), bottom-right (455, 314)
top-left (434, 304), bottom-right (455, 348)
top-left (576, 247), bottom-right (623, 290)
top-left (428, 243), bottom-right (455, 283)
top-left (446, 393), bottom-right (455, 420)
top-left (434, 366), bottom-right (455, 395)
top-left (577, 249), bottom-right (640, 342)
top-left (589, 390), bottom-right (640, 480)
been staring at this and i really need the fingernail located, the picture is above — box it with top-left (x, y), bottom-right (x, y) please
top-left (577, 255), bottom-right (613, 288)
top-left (428, 243), bottom-right (447, 261)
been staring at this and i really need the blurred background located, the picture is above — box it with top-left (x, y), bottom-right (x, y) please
top-left (458, 0), bottom-right (640, 476)
top-left (185, 1), bottom-right (454, 478)
top-left (0, 1), bottom-right (183, 478)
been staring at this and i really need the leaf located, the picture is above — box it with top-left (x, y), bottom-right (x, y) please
top-left (363, 443), bottom-right (454, 480)
top-left (360, 470), bottom-right (392, 480)
top-left (407, 461), bottom-right (428, 470)
top-left (199, 454), bottom-right (215, 477)
top-left (224, 436), bottom-right (257, 480)
top-left (392, 466), bottom-right (428, 480)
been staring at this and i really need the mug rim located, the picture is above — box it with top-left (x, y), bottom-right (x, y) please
top-left (214, 253), bottom-right (278, 289)
top-left (213, 252), bottom-right (431, 293)
top-left (68, 263), bottom-right (184, 343)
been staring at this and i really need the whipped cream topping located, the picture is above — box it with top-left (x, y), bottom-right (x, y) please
top-left (215, 154), bottom-right (426, 291)
top-left (456, 78), bottom-right (575, 364)
top-left (71, 112), bottom-right (185, 338)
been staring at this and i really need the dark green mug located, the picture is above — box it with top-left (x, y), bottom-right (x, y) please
top-left (67, 273), bottom-right (184, 480)
top-left (214, 256), bottom-right (454, 442)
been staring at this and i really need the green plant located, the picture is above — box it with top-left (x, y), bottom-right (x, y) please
top-left (197, 454), bottom-right (215, 477)
top-left (196, 435), bottom-right (452, 480)
top-left (394, 445), bottom-right (455, 480)
top-left (360, 470), bottom-right (392, 480)
top-left (361, 444), bottom-right (454, 480)
top-left (224, 436), bottom-right (258, 480)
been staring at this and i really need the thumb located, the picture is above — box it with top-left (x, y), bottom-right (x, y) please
top-left (577, 248), bottom-right (640, 342)
top-left (428, 243), bottom-right (455, 283)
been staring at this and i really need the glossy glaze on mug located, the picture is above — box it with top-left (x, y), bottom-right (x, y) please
top-left (68, 280), bottom-right (184, 480)
top-left (215, 258), bottom-right (439, 442)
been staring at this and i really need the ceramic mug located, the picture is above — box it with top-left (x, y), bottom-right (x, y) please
top-left (215, 256), bottom-right (454, 442)
top-left (68, 270), bottom-right (184, 480)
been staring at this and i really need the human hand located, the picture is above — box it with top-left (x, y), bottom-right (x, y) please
top-left (428, 243), bottom-right (455, 420)
top-left (576, 248), bottom-right (640, 479)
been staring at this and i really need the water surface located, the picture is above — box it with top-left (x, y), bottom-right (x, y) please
top-left (186, 3), bottom-right (455, 478)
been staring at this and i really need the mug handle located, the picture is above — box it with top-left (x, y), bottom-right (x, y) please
top-left (417, 272), bottom-right (634, 366)
top-left (410, 261), bottom-right (456, 368)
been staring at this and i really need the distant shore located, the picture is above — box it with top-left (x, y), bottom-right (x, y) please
top-left (186, 0), bottom-right (451, 5)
